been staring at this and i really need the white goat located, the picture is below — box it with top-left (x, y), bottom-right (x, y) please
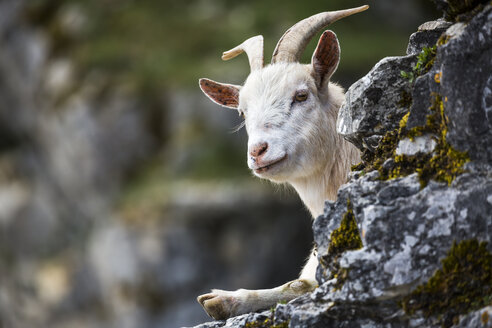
top-left (198, 5), bottom-right (366, 320)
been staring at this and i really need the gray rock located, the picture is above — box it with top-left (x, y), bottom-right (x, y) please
top-left (395, 135), bottom-right (437, 155)
top-left (435, 5), bottom-right (492, 164)
top-left (406, 19), bottom-right (451, 55)
top-left (188, 310), bottom-right (271, 328)
top-left (406, 4), bottom-right (492, 163)
top-left (337, 55), bottom-right (417, 151)
top-left (315, 170), bottom-right (490, 323)
top-left (454, 306), bottom-right (492, 328)
top-left (405, 73), bottom-right (434, 129)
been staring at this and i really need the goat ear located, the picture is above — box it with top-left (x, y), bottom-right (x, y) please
top-left (199, 78), bottom-right (241, 109)
top-left (311, 30), bottom-right (340, 89)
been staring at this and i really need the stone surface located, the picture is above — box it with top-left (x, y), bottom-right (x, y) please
top-left (309, 166), bottom-right (492, 327)
top-left (454, 306), bottom-right (492, 328)
top-left (337, 18), bottom-right (457, 153)
top-left (406, 19), bottom-right (451, 55)
top-left (408, 4), bottom-right (492, 163)
top-left (396, 135), bottom-right (437, 155)
top-left (193, 4), bottom-right (492, 328)
top-left (437, 5), bottom-right (492, 164)
top-left (406, 73), bottom-right (435, 129)
top-left (337, 55), bottom-right (417, 151)
top-left (191, 311), bottom-right (272, 328)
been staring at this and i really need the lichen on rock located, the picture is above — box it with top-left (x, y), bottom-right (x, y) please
top-left (380, 93), bottom-right (469, 187)
top-left (401, 239), bottom-right (492, 327)
top-left (323, 199), bottom-right (363, 290)
top-left (350, 38), bottom-right (470, 188)
top-left (244, 318), bottom-right (289, 328)
top-left (327, 199), bottom-right (363, 256)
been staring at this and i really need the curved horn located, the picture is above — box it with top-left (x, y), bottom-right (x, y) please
top-left (222, 35), bottom-right (264, 71)
top-left (272, 5), bottom-right (369, 64)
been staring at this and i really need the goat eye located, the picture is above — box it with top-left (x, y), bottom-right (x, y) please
top-left (238, 111), bottom-right (245, 118)
top-left (294, 91), bottom-right (308, 103)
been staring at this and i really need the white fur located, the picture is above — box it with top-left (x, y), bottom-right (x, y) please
top-left (198, 59), bottom-right (360, 321)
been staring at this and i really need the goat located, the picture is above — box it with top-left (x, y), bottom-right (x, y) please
top-left (197, 5), bottom-right (366, 320)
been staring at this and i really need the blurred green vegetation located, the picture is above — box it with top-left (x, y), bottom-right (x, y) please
top-left (27, 0), bottom-right (439, 93)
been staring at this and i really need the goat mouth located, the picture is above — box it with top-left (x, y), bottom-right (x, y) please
top-left (254, 154), bottom-right (288, 174)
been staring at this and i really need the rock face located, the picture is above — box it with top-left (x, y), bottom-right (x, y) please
top-left (192, 3), bottom-right (492, 328)
top-left (337, 54), bottom-right (417, 151)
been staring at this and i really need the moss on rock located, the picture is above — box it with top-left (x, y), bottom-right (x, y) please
top-left (245, 318), bottom-right (289, 328)
top-left (354, 88), bottom-right (469, 188)
top-left (328, 199), bottom-right (363, 256)
top-left (401, 239), bottom-right (492, 327)
top-left (380, 93), bottom-right (469, 186)
top-left (327, 199), bottom-right (363, 289)
top-left (400, 46), bottom-right (437, 84)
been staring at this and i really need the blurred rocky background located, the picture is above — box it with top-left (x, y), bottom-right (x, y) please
top-left (0, 1), bottom-right (438, 327)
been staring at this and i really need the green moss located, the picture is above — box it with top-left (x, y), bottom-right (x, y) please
top-left (383, 153), bottom-right (432, 182)
top-left (415, 46), bottom-right (437, 77)
top-left (417, 141), bottom-right (469, 186)
top-left (354, 92), bottom-right (469, 188)
top-left (353, 123), bottom-right (402, 176)
top-left (328, 199), bottom-right (363, 255)
top-left (401, 239), bottom-right (492, 327)
top-left (327, 199), bottom-right (363, 289)
top-left (351, 162), bottom-right (365, 171)
top-left (382, 94), bottom-right (469, 187)
top-left (400, 70), bottom-right (414, 83)
top-left (245, 318), bottom-right (289, 328)
top-left (400, 46), bottom-right (437, 84)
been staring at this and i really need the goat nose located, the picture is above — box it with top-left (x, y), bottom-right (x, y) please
top-left (249, 142), bottom-right (268, 159)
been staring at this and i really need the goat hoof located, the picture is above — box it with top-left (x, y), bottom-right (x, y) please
top-left (197, 290), bottom-right (238, 320)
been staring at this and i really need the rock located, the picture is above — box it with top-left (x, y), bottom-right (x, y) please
top-left (406, 19), bottom-right (451, 55)
top-left (436, 4), bottom-right (492, 164)
top-left (406, 73), bottom-right (434, 129)
top-left (396, 135), bottom-right (437, 155)
top-left (190, 311), bottom-right (272, 328)
top-left (337, 54), bottom-right (417, 151)
top-left (407, 3), bottom-right (492, 164)
top-left (338, 16), bottom-right (455, 153)
top-left (311, 168), bottom-right (491, 327)
top-left (454, 306), bottom-right (492, 328)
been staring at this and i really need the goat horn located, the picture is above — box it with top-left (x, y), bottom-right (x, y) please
top-left (271, 5), bottom-right (369, 64)
top-left (222, 35), bottom-right (264, 71)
